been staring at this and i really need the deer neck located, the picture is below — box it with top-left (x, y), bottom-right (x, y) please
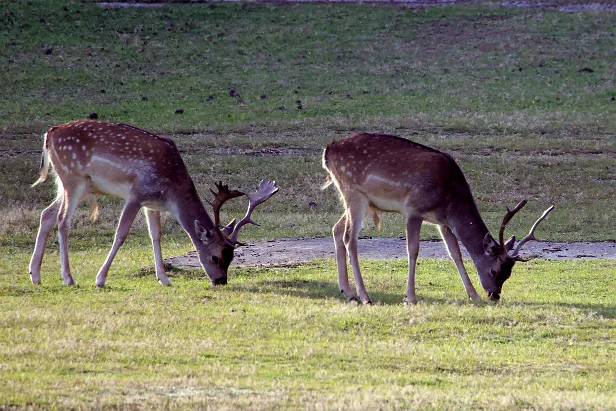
top-left (172, 182), bottom-right (216, 244)
top-left (448, 200), bottom-right (491, 266)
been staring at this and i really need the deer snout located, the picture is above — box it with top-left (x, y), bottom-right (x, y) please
top-left (213, 276), bottom-right (228, 286)
top-left (487, 291), bottom-right (501, 302)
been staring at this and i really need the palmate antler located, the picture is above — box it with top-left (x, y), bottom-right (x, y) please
top-left (207, 181), bottom-right (244, 226)
top-left (499, 199), bottom-right (555, 261)
top-left (208, 179), bottom-right (279, 247)
top-left (229, 179), bottom-right (279, 244)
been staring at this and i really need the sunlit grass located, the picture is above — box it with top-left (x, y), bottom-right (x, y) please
top-left (1, 246), bottom-right (614, 409)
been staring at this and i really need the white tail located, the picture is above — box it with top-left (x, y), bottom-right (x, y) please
top-left (29, 120), bottom-right (278, 287)
top-left (323, 133), bottom-right (553, 304)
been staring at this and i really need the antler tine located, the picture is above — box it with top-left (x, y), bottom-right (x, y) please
top-left (498, 199), bottom-right (528, 252)
top-left (208, 181), bottom-right (244, 226)
top-left (230, 179), bottom-right (279, 244)
top-left (511, 205), bottom-right (555, 258)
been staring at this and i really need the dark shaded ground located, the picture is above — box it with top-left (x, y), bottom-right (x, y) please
top-left (167, 237), bottom-right (616, 268)
top-left (98, 1), bottom-right (616, 12)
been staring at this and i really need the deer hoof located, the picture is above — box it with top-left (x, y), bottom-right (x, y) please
top-left (349, 296), bottom-right (361, 304)
top-left (403, 297), bottom-right (418, 305)
top-left (158, 279), bottom-right (171, 286)
top-left (64, 276), bottom-right (74, 286)
top-left (364, 299), bottom-right (373, 306)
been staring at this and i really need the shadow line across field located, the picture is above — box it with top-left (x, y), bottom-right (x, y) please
top-left (234, 279), bottom-right (616, 318)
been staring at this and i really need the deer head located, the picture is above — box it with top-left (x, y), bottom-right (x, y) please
top-left (198, 179), bottom-right (280, 284)
top-left (480, 200), bottom-right (555, 300)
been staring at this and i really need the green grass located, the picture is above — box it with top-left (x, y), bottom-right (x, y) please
top-left (2, 1), bottom-right (615, 132)
top-left (1, 248), bottom-right (615, 409)
top-left (0, 1), bottom-right (615, 408)
top-left (1, 0), bottom-right (614, 243)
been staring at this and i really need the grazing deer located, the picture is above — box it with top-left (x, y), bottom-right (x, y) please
top-left (323, 133), bottom-right (553, 304)
top-left (29, 120), bottom-right (278, 287)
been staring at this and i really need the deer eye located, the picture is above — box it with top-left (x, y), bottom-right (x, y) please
top-left (212, 256), bottom-right (220, 264)
top-left (490, 269), bottom-right (497, 277)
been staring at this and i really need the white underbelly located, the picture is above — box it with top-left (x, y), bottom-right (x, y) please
top-left (89, 176), bottom-right (131, 198)
top-left (367, 195), bottom-right (404, 213)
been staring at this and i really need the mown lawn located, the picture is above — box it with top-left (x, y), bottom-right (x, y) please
top-left (1, 247), bottom-right (615, 409)
top-left (0, 0), bottom-right (615, 409)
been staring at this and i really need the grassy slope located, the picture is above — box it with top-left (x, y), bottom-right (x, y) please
top-left (0, 1), bottom-right (614, 244)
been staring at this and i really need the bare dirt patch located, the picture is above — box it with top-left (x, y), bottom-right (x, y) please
top-left (166, 237), bottom-right (616, 268)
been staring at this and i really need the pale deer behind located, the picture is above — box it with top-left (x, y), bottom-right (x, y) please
top-left (323, 133), bottom-right (553, 304)
top-left (30, 120), bottom-right (278, 287)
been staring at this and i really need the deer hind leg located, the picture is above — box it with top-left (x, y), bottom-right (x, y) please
top-left (57, 181), bottom-right (88, 286)
top-left (343, 194), bottom-right (371, 304)
top-left (404, 216), bottom-right (423, 304)
top-left (95, 201), bottom-right (141, 288)
top-left (333, 213), bottom-right (357, 302)
top-left (144, 208), bottom-right (170, 286)
top-left (29, 198), bottom-right (62, 284)
top-left (438, 225), bottom-right (480, 301)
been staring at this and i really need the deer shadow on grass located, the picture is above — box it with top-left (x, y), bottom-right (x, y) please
top-left (231, 278), bottom-right (616, 315)
top-left (230, 278), bottom-right (456, 306)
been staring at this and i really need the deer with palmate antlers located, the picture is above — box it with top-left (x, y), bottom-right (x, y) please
top-left (30, 120), bottom-right (278, 287)
top-left (323, 133), bottom-right (553, 304)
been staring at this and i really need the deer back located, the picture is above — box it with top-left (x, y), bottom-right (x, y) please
top-left (45, 120), bottom-right (193, 204)
top-left (323, 133), bottom-right (474, 219)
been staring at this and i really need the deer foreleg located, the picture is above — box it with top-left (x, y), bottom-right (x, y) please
top-left (95, 201), bottom-right (140, 287)
top-left (29, 199), bottom-right (62, 284)
top-left (344, 198), bottom-right (371, 304)
top-left (438, 225), bottom-right (480, 301)
top-left (404, 216), bottom-right (423, 304)
top-left (144, 209), bottom-right (170, 286)
top-left (333, 214), bottom-right (357, 302)
top-left (57, 183), bottom-right (87, 286)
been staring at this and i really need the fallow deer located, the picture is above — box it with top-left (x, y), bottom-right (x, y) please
top-left (323, 133), bottom-right (553, 304)
top-left (29, 120), bottom-right (278, 287)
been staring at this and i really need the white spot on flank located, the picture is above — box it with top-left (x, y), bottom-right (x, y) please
top-left (68, 146), bottom-right (73, 151)
top-left (82, 145), bottom-right (86, 150)
top-left (367, 174), bottom-right (396, 185)
top-left (76, 138), bottom-right (80, 143)
top-left (72, 153), bottom-right (77, 159)
top-left (70, 162), bottom-right (75, 168)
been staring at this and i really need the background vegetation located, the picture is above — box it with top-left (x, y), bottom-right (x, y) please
top-left (0, 0), bottom-right (614, 409)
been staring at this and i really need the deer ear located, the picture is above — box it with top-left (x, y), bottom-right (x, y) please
top-left (505, 235), bottom-right (516, 252)
top-left (221, 218), bottom-right (237, 237)
top-left (194, 220), bottom-right (214, 242)
top-left (483, 233), bottom-right (500, 257)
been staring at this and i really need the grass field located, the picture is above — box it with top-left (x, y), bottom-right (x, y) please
top-left (1, 255), bottom-right (615, 409)
top-left (0, 0), bottom-right (615, 409)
